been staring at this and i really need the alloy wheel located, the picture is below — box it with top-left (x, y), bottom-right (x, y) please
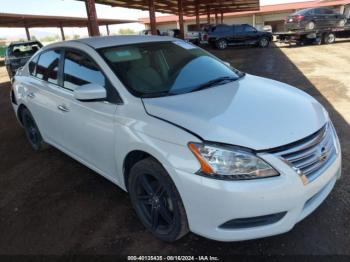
top-left (218, 40), bottom-right (227, 49)
top-left (259, 38), bottom-right (269, 47)
top-left (306, 21), bottom-right (315, 30)
top-left (135, 173), bottom-right (175, 234)
top-left (23, 113), bottom-right (40, 146)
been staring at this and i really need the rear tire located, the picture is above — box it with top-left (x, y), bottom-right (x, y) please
top-left (128, 158), bottom-right (189, 242)
top-left (21, 108), bottom-right (49, 151)
top-left (215, 39), bottom-right (228, 50)
top-left (305, 21), bottom-right (315, 30)
top-left (323, 32), bottom-right (336, 44)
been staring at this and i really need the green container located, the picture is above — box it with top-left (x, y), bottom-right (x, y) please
top-left (0, 46), bottom-right (7, 57)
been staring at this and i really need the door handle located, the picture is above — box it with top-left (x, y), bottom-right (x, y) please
top-left (27, 92), bottom-right (35, 99)
top-left (57, 105), bottom-right (69, 112)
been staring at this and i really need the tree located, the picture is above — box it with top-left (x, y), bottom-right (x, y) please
top-left (40, 35), bottom-right (59, 43)
top-left (117, 28), bottom-right (136, 35)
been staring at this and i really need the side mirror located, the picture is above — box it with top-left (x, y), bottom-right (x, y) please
top-left (73, 83), bottom-right (106, 101)
top-left (223, 61), bottom-right (231, 67)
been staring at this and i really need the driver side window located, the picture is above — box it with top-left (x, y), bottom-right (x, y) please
top-left (63, 50), bottom-right (106, 91)
top-left (243, 25), bottom-right (257, 32)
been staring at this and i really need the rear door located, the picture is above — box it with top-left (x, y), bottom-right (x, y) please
top-left (24, 49), bottom-right (62, 140)
top-left (314, 8), bottom-right (329, 28)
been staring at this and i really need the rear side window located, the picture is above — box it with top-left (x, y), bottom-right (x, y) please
top-left (212, 25), bottom-right (232, 33)
top-left (323, 8), bottom-right (335, 14)
top-left (294, 9), bottom-right (309, 15)
top-left (36, 50), bottom-right (61, 85)
top-left (63, 50), bottom-right (105, 91)
top-left (314, 8), bottom-right (333, 15)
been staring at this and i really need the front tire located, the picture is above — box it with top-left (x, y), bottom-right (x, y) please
top-left (21, 108), bottom-right (48, 151)
top-left (128, 158), bottom-right (189, 242)
top-left (258, 37), bottom-right (270, 48)
top-left (215, 39), bottom-right (228, 50)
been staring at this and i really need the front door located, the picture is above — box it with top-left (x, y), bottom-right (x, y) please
top-left (49, 49), bottom-right (118, 177)
top-left (232, 25), bottom-right (248, 45)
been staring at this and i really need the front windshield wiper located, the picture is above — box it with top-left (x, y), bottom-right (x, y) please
top-left (190, 76), bottom-right (239, 93)
top-left (140, 91), bottom-right (176, 98)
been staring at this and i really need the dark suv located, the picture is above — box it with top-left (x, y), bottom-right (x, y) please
top-left (208, 24), bottom-right (272, 49)
top-left (285, 8), bottom-right (347, 31)
top-left (5, 40), bottom-right (42, 78)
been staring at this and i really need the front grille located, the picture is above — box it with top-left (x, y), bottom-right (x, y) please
top-left (274, 123), bottom-right (337, 183)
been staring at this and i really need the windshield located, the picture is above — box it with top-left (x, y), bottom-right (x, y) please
top-left (99, 41), bottom-right (243, 97)
top-left (8, 42), bottom-right (42, 58)
top-left (293, 9), bottom-right (309, 15)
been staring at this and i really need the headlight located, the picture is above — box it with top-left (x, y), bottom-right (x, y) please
top-left (188, 142), bottom-right (279, 180)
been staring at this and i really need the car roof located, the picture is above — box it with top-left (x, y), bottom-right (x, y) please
top-left (295, 7), bottom-right (331, 14)
top-left (71, 35), bottom-right (175, 49)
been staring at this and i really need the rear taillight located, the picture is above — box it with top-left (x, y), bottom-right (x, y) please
top-left (293, 15), bottom-right (305, 21)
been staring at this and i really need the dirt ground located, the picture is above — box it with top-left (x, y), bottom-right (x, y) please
top-left (0, 40), bottom-right (350, 257)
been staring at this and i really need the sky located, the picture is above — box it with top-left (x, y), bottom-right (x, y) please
top-left (0, 0), bottom-right (310, 40)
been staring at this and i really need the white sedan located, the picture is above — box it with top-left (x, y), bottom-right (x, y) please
top-left (11, 35), bottom-right (341, 242)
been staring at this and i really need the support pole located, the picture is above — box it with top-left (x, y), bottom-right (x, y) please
top-left (207, 7), bottom-right (210, 25)
top-left (148, 0), bottom-right (157, 35)
top-left (215, 12), bottom-right (218, 25)
top-left (85, 0), bottom-right (100, 36)
top-left (60, 26), bottom-right (65, 41)
top-left (25, 26), bottom-right (31, 41)
top-left (178, 0), bottom-right (185, 39)
top-left (252, 14), bottom-right (256, 27)
top-left (195, 0), bottom-right (200, 31)
top-left (106, 24), bottom-right (110, 35)
top-left (221, 12), bottom-right (224, 24)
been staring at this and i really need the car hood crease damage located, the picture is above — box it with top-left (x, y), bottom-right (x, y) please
top-left (142, 74), bottom-right (328, 150)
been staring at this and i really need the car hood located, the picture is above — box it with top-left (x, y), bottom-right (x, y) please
top-left (142, 74), bottom-right (328, 150)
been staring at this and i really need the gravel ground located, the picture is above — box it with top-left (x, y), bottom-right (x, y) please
top-left (0, 40), bottom-right (349, 257)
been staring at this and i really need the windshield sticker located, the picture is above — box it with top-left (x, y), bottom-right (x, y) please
top-left (173, 41), bottom-right (197, 50)
top-left (116, 50), bottom-right (132, 57)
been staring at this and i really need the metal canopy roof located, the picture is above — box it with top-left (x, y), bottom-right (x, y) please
top-left (0, 13), bottom-right (137, 28)
top-left (79, 0), bottom-right (260, 16)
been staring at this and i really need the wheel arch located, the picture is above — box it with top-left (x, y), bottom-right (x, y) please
top-left (17, 103), bottom-right (28, 125)
top-left (123, 150), bottom-right (161, 191)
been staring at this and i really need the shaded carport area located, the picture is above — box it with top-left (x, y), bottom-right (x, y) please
top-left (0, 40), bottom-right (350, 255)
top-left (80, 0), bottom-right (260, 38)
top-left (0, 13), bottom-right (137, 40)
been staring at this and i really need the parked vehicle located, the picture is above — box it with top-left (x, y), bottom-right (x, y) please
top-left (285, 7), bottom-right (347, 31)
top-left (275, 21), bottom-right (350, 46)
top-left (162, 29), bottom-right (181, 38)
top-left (139, 29), bottom-right (161, 36)
top-left (185, 30), bottom-right (201, 44)
top-left (5, 40), bottom-right (42, 79)
top-left (208, 24), bottom-right (273, 49)
top-left (11, 36), bottom-right (341, 242)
